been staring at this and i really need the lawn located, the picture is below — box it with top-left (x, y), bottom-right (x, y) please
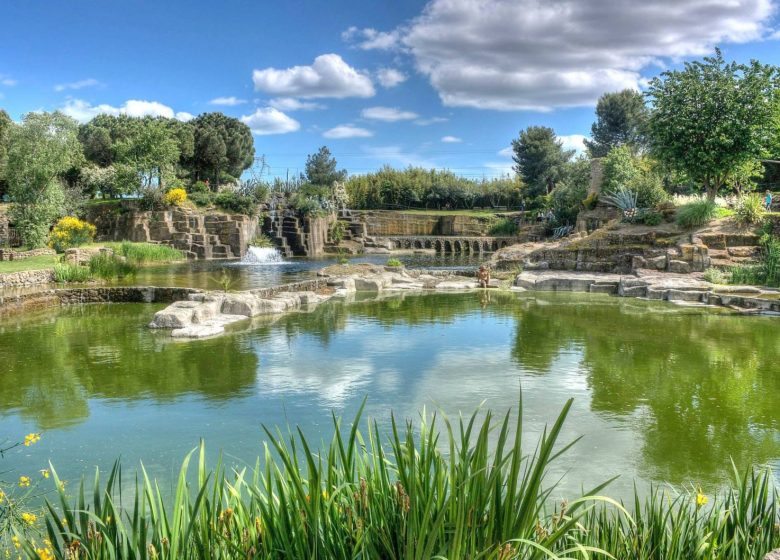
top-left (0, 254), bottom-right (57, 273)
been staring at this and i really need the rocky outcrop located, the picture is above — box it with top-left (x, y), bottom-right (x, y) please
top-left (84, 204), bottom-right (259, 260)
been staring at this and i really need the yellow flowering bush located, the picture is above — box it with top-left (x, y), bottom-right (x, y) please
top-left (163, 187), bottom-right (188, 206)
top-left (48, 216), bottom-right (96, 253)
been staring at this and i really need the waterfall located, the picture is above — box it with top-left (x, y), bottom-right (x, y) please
top-left (239, 246), bottom-right (287, 265)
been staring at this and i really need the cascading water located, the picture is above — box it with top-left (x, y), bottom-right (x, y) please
top-left (239, 246), bottom-right (287, 265)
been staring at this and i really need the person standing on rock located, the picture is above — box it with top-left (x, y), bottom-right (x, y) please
top-left (765, 190), bottom-right (773, 212)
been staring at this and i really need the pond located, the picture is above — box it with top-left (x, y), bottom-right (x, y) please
top-left (1, 291), bottom-right (779, 502)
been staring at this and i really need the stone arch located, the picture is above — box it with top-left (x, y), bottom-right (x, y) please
top-left (414, 239), bottom-right (423, 249)
top-left (424, 239), bottom-right (433, 249)
top-left (435, 239), bottom-right (443, 253)
top-left (453, 240), bottom-right (462, 253)
top-left (444, 240), bottom-right (452, 253)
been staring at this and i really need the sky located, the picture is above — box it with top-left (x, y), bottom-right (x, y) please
top-left (1, 0), bottom-right (780, 180)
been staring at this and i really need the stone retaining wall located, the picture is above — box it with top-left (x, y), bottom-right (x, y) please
top-left (0, 248), bottom-right (56, 261)
top-left (353, 211), bottom-right (501, 237)
top-left (0, 268), bottom-right (54, 288)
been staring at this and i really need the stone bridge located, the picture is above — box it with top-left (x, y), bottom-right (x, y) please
top-left (378, 236), bottom-right (517, 253)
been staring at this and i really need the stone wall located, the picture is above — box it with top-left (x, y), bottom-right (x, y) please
top-left (0, 248), bottom-right (56, 261)
top-left (0, 268), bottom-right (54, 288)
top-left (353, 211), bottom-right (500, 237)
top-left (84, 203), bottom-right (260, 259)
top-left (263, 213), bottom-right (335, 257)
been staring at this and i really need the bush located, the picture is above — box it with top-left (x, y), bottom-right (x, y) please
top-left (163, 187), bottom-right (188, 207)
top-left (188, 191), bottom-right (213, 207)
top-left (289, 192), bottom-right (326, 216)
top-left (250, 234), bottom-right (274, 248)
top-left (703, 267), bottom-right (729, 284)
top-left (640, 210), bottom-right (663, 226)
top-left (582, 192), bottom-right (599, 210)
top-left (88, 253), bottom-right (137, 279)
top-left (675, 199), bottom-right (718, 228)
top-left (189, 180), bottom-right (210, 194)
top-left (48, 216), bottom-right (96, 252)
top-left (214, 191), bottom-right (257, 215)
top-left (734, 194), bottom-right (766, 225)
top-left (488, 217), bottom-right (519, 236)
top-left (53, 262), bottom-right (91, 283)
top-left (386, 258), bottom-right (403, 267)
top-left (330, 221), bottom-right (348, 243)
top-left (629, 173), bottom-right (669, 208)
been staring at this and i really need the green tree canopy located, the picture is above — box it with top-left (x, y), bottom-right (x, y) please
top-left (585, 89), bottom-right (648, 157)
top-left (0, 109), bottom-right (12, 197)
top-left (189, 112), bottom-right (254, 188)
top-left (6, 111), bottom-right (83, 247)
top-left (647, 49), bottom-right (780, 200)
top-left (511, 126), bottom-right (573, 198)
top-left (304, 146), bottom-right (347, 187)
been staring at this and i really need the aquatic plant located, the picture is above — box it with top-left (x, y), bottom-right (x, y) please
top-left (88, 253), bottom-right (137, 280)
top-left (385, 258), bottom-right (402, 267)
top-left (52, 262), bottom-right (92, 283)
top-left (110, 241), bottom-right (184, 264)
top-left (250, 234), bottom-right (274, 249)
top-left (210, 267), bottom-right (238, 292)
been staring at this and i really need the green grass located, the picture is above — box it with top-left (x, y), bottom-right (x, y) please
top-left (0, 254), bottom-right (57, 274)
top-left (675, 199), bottom-right (720, 228)
top-left (89, 253), bottom-right (137, 280)
top-left (103, 241), bottom-right (184, 264)
top-left (488, 217), bottom-right (520, 236)
top-left (16, 398), bottom-right (780, 559)
top-left (53, 262), bottom-right (91, 283)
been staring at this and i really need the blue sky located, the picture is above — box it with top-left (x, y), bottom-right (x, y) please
top-left (2, 0), bottom-right (780, 180)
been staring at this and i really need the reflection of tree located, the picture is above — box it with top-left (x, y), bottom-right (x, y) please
top-left (0, 305), bottom-right (257, 429)
top-left (510, 296), bottom-right (780, 484)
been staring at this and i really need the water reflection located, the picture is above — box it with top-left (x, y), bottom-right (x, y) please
top-left (0, 292), bottom-right (778, 495)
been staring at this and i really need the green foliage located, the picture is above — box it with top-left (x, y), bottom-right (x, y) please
top-left (629, 172), bottom-right (669, 208)
top-left (214, 191), bottom-right (258, 215)
top-left (53, 261), bottom-right (92, 283)
top-left (647, 49), bottom-right (780, 199)
top-left (210, 267), bottom-right (237, 292)
top-left (188, 190), bottom-right (213, 207)
top-left (585, 89), bottom-right (649, 157)
top-left (488, 217), bottom-right (519, 235)
top-left (6, 111), bottom-right (83, 247)
top-left (602, 145), bottom-right (641, 193)
top-left (511, 126), bottom-right (573, 198)
top-left (734, 193), bottom-right (767, 225)
top-left (582, 192), bottom-right (599, 210)
top-left (330, 220), bottom-right (347, 243)
top-left (250, 234), bottom-right (274, 248)
top-left (189, 113), bottom-right (254, 188)
top-left (703, 267), bottom-right (729, 284)
top-left (48, 216), bottom-right (96, 252)
top-left (304, 146), bottom-right (347, 187)
top-left (88, 252), bottom-right (137, 279)
top-left (602, 186), bottom-right (638, 213)
top-left (0, 109), bottom-right (12, 196)
top-left (110, 241), bottom-right (184, 264)
top-left (675, 199), bottom-right (718, 228)
top-left (386, 258), bottom-right (402, 267)
top-left (640, 210), bottom-right (663, 226)
top-left (734, 235), bottom-right (780, 287)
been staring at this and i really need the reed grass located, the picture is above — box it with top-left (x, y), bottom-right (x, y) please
top-left (52, 262), bottom-right (91, 283)
top-left (23, 399), bottom-right (780, 559)
top-left (88, 253), bottom-right (137, 280)
top-left (107, 242), bottom-right (184, 264)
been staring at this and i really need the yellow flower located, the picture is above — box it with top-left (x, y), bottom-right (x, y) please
top-left (696, 492), bottom-right (708, 507)
top-left (21, 512), bottom-right (38, 525)
top-left (11, 536), bottom-right (21, 549)
top-left (40, 469), bottom-right (50, 479)
top-left (0, 489), bottom-right (5, 503)
top-left (35, 548), bottom-right (54, 560)
top-left (24, 433), bottom-right (41, 446)
top-left (163, 188), bottom-right (188, 207)
top-left (18, 475), bottom-right (31, 488)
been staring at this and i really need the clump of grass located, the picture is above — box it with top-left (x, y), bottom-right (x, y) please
top-left (210, 267), bottom-right (238, 292)
top-left (703, 267), bottom-right (729, 284)
top-left (52, 262), bottom-right (91, 283)
top-left (88, 253), bottom-right (137, 280)
top-left (250, 234), bottom-right (274, 248)
top-left (728, 235), bottom-right (780, 287)
top-left (109, 241), bottom-right (184, 264)
top-left (488, 217), bottom-right (519, 236)
top-left (734, 194), bottom-right (766, 226)
top-left (675, 199), bottom-right (719, 228)
top-left (386, 258), bottom-right (403, 267)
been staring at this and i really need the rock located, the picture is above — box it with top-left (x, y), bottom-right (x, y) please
top-left (645, 255), bottom-right (668, 270)
top-left (435, 280), bottom-right (478, 290)
top-left (149, 300), bottom-right (202, 328)
top-left (763, 549), bottom-right (780, 560)
top-left (354, 277), bottom-right (384, 292)
top-left (631, 256), bottom-right (647, 270)
top-left (667, 260), bottom-right (692, 274)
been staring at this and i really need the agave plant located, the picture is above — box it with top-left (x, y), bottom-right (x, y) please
top-left (602, 186), bottom-right (638, 218)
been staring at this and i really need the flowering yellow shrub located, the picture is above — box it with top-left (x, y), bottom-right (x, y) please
top-left (163, 187), bottom-right (188, 206)
top-left (48, 216), bottom-right (96, 252)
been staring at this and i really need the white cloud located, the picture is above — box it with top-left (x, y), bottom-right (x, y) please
top-left (323, 125), bottom-right (374, 139)
top-left (0, 74), bottom-right (17, 87)
top-left (498, 146), bottom-right (513, 157)
top-left (240, 107), bottom-right (300, 135)
top-left (268, 97), bottom-right (325, 111)
top-left (252, 54), bottom-right (375, 99)
top-left (441, 135), bottom-right (462, 143)
top-left (209, 96), bottom-right (247, 106)
top-left (342, 26), bottom-right (402, 50)
top-left (60, 98), bottom-right (193, 122)
top-left (376, 68), bottom-right (407, 88)
top-left (361, 106), bottom-right (418, 122)
top-left (414, 116), bottom-right (448, 126)
top-left (54, 78), bottom-right (100, 92)
top-left (558, 134), bottom-right (588, 154)
top-left (770, 28), bottom-right (780, 39)
top-left (390, 0), bottom-right (776, 111)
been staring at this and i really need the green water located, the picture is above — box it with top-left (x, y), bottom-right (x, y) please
top-left (1, 291), bottom-right (778, 500)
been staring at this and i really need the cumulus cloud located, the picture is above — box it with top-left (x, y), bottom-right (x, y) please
top-left (323, 125), bottom-right (374, 139)
top-left (209, 96), bottom-right (247, 106)
top-left (376, 68), bottom-right (407, 88)
top-left (558, 134), bottom-right (588, 154)
top-left (498, 146), bottom-right (513, 158)
top-left (361, 106), bottom-right (419, 122)
top-left (441, 135), bottom-right (462, 143)
top-left (54, 78), bottom-right (100, 92)
top-left (342, 26), bottom-right (401, 50)
top-left (240, 107), bottom-right (300, 135)
top-left (268, 97), bottom-right (325, 111)
top-left (61, 98), bottom-right (193, 122)
top-left (252, 54), bottom-right (375, 99)
top-left (392, 0), bottom-right (776, 110)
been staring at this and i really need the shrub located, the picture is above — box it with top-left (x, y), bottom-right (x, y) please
top-left (488, 217), bottom-right (519, 236)
top-left (53, 262), bottom-right (91, 283)
top-left (675, 199), bottom-right (718, 228)
top-left (188, 191), bottom-right (213, 207)
top-left (734, 194), bottom-right (766, 225)
top-left (189, 180), bottom-right (210, 194)
top-left (703, 267), bottom-right (729, 284)
top-left (163, 187), bottom-right (188, 207)
top-left (88, 253), bottom-right (137, 279)
top-left (386, 258), bottom-right (403, 267)
top-left (628, 173), bottom-right (669, 208)
top-left (330, 220), bottom-right (348, 243)
top-left (582, 192), bottom-right (599, 210)
top-left (48, 216), bottom-right (96, 252)
top-left (640, 210), bottom-right (663, 226)
top-left (290, 192), bottom-right (326, 216)
top-left (214, 191), bottom-right (257, 215)
top-left (250, 234), bottom-right (274, 248)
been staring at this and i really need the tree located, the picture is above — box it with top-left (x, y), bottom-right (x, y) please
top-left (189, 113), bottom-right (254, 188)
top-left (647, 49), bottom-right (780, 200)
top-left (585, 90), bottom-right (648, 157)
top-left (304, 146), bottom-right (347, 187)
top-left (114, 117), bottom-right (180, 192)
top-left (0, 109), bottom-right (12, 197)
top-left (511, 126), bottom-right (573, 199)
top-left (6, 112), bottom-right (83, 247)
